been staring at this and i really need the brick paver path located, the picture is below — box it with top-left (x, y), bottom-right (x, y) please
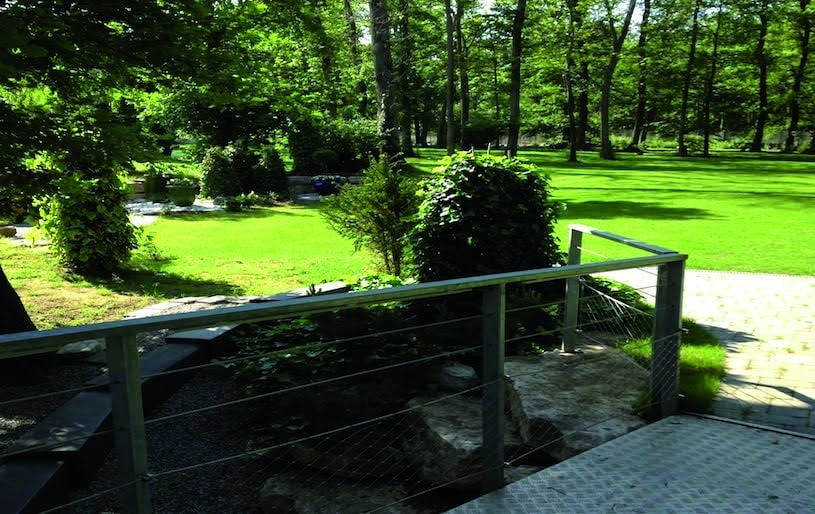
top-left (604, 269), bottom-right (815, 435)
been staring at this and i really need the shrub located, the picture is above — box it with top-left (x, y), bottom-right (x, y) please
top-left (38, 174), bottom-right (138, 274)
top-left (288, 117), bottom-right (323, 175)
top-left (321, 118), bottom-right (379, 174)
top-left (258, 146), bottom-right (289, 199)
top-left (288, 118), bottom-right (379, 175)
top-left (410, 152), bottom-right (563, 282)
top-left (321, 155), bottom-right (419, 277)
top-left (200, 146), bottom-right (240, 198)
top-left (310, 148), bottom-right (340, 175)
top-left (201, 145), bottom-right (289, 199)
top-left (462, 116), bottom-right (503, 149)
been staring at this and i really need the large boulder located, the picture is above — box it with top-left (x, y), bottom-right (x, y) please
top-left (403, 394), bottom-right (525, 489)
top-left (504, 344), bottom-right (648, 461)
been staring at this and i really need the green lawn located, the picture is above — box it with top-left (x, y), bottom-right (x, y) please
top-left (140, 204), bottom-right (373, 295)
top-left (409, 149), bottom-right (815, 275)
top-left (3, 149), bottom-right (812, 330)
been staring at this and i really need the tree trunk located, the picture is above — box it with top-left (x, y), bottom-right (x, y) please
top-left (576, 62), bottom-right (589, 150)
top-left (0, 264), bottom-right (50, 385)
top-left (750, 6), bottom-right (769, 152)
top-left (565, 0), bottom-right (579, 162)
top-left (344, 0), bottom-right (369, 116)
top-left (628, 0), bottom-right (650, 151)
top-left (677, 0), bottom-right (701, 157)
top-left (445, 0), bottom-right (457, 155)
top-left (369, 0), bottom-right (401, 157)
top-left (785, 0), bottom-right (811, 153)
top-left (565, 57), bottom-right (578, 162)
top-left (455, 0), bottom-right (470, 148)
top-left (702, 3), bottom-right (724, 157)
top-left (0, 265), bottom-right (36, 334)
top-left (599, 0), bottom-right (637, 160)
top-left (507, 0), bottom-right (527, 158)
top-left (394, 0), bottom-right (414, 157)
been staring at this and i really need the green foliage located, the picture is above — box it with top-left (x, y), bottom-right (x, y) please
top-left (223, 192), bottom-right (275, 212)
top-left (322, 155), bottom-right (419, 277)
top-left (619, 319), bottom-right (725, 414)
top-left (200, 147), bottom-right (241, 198)
top-left (463, 115), bottom-right (504, 149)
top-left (37, 174), bottom-right (137, 274)
top-left (258, 147), bottom-right (289, 199)
top-left (411, 152), bottom-right (564, 282)
top-left (142, 164), bottom-right (170, 201)
top-left (289, 118), bottom-right (379, 175)
top-left (200, 145), bottom-right (289, 199)
top-left (224, 304), bottom-right (435, 431)
top-left (310, 148), bottom-right (340, 175)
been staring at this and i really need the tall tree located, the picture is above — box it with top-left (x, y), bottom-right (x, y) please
top-left (445, 0), bottom-right (457, 154)
top-left (343, 0), bottom-right (370, 116)
top-left (369, 0), bottom-right (401, 156)
top-left (702, 1), bottom-right (725, 156)
top-left (456, 0), bottom-right (471, 148)
top-left (599, 0), bottom-right (638, 159)
top-left (784, 0), bottom-right (812, 152)
top-left (564, 0), bottom-right (581, 161)
top-left (628, 0), bottom-right (652, 151)
top-left (677, 0), bottom-right (703, 157)
top-left (506, 0), bottom-right (528, 157)
top-left (394, 0), bottom-right (415, 156)
top-left (749, 0), bottom-right (770, 151)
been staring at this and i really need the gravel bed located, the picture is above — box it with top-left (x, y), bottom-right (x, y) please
top-left (0, 300), bottom-right (227, 453)
top-left (64, 367), bottom-right (269, 514)
top-left (2, 298), bottom-right (466, 513)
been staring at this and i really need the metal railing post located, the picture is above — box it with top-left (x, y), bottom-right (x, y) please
top-left (107, 334), bottom-right (152, 513)
top-left (650, 259), bottom-right (685, 418)
top-left (562, 227), bottom-right (583, 353)
top-left (481, 284), bottom-right (506, 493)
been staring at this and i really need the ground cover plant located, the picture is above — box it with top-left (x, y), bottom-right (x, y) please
top-left (408, 149), bottom-right (815, 275)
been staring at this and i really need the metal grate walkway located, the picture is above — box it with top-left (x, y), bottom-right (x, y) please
top-left (448, 415), bottom-right (815, 513)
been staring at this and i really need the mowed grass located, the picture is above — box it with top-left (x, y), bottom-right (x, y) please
top-left (619, 319), bottom-right (726, 413)
top-left (0, 244), bottom-right (153, 329)
top-left (407, 148), bottom-right (813, 411)
top-left (409, 148), bottom-right (815, 275)
top-left (140, 204), bottom-right (373, 295)
top-left (1, 204), bottom-right (373, 329)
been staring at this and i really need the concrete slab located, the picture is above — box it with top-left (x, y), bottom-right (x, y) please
top-left (447, 415), bottom-right (815, 513)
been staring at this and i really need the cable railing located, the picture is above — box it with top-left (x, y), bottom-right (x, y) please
top-left (0, 225), bottom-right (686, 513)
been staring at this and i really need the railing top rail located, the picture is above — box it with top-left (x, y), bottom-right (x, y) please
top-left (569, 224), bottom-right (679, 255)
top-left (0, 252), bottom-right (686, 359)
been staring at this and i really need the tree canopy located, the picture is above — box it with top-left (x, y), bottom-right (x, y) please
top-left (2, 0), bottom-right (813, 190)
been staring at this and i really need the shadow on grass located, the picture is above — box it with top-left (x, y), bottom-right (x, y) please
top-left (84, 266), bottom-right (244, 299)
top-left (561, 200), bottom-right (717, 220)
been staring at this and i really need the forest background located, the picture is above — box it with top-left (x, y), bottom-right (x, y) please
top-left (0, 0), bottom-right (812, 282)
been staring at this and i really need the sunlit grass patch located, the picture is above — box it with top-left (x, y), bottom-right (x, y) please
top-left (618, 319), bottom-right (725, 413)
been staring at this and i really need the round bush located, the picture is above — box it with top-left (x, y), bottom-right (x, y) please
top-left (38, 174), bottom-right (137, 274)
top-left (411, 152), bottom-right (563, 282)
